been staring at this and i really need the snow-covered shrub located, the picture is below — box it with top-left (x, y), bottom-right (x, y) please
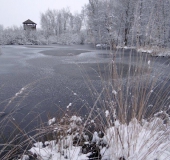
top-left (101, 117), bottom-right (170, 160)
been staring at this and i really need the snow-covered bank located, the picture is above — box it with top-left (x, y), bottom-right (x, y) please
top-left (137, 47), bottom-right (170, 57)
top-left (137, 48), bottom-right (153, 54)
top-left (18, 112), bottom-right (170, 160)
top-left (157, 51), bottom-right (170, 56)
top-left (116, 46), bottom-right (136, 49)
top-left (116, 46), bottom-right (170, 57)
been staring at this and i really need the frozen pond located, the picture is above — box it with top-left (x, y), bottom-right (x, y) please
top-left (0, 44), bottom-right (169, 133)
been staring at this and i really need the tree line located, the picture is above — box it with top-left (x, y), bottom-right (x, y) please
top-left (86, 0), bottom-right (170, 48)
top-left (0, 0), bottom-right (170, 48)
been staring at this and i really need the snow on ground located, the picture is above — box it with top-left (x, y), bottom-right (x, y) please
top-left (21, 112), bottom-right (170, 160)
top-left (96, 45), bottom-right (136, 50)
top-left (116, 46), bottom-right (170, 56)
top-left (157, 50), bottom-right (170, 56)
top-left (70, 115), bottom-right (82, 123)
top-left (137, 47), bottom-right (170, 57)
top-left (48, 117), bottom-right (56, 125)
top-left (137, 48), bottom-right (153, 54)
top-left (29, 139), bottom-right (89, 160)
top-left (116, 46), bottom-right (136, 49)
top-left (101, 117), bottom-right (170, 160)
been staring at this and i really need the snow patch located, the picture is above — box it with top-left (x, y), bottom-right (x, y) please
top-left (29, 137), bottom-right (89, 160)
top-left (138, 48), bottom-right (153, 53)
top-left (157, 50), bottom-right (170, 56)
top-left (67, 103), bottom-right (72, 109)
top-left (112, 90), bottom-right (117, 95)
top-left (137, 47), bottom-right (170, 57)
top-left (101, 118), bottom-right (170, 159)
top-left (117, 46), bottom-right (136, 49)
top-left (48, 117), bottom-right (56, 125)
top-left (8, 87), bottom-right (27, 105)
top-left (105, 110), bottom-right (109, 117)
top-left (24, 113), bottom-right (170, 160)
top-left (70, 115), bottom-right (82, 123)
top-left (20, 155), bottom-right (29, 160)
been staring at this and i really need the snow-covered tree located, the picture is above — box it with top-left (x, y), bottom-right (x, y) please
top-left (85, 0), bottom-right (170, 47)
top-left (131, 0), bottom-right (170, 47)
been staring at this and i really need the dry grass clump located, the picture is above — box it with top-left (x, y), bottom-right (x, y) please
top-left (80, 48), bottom-right (170, 159)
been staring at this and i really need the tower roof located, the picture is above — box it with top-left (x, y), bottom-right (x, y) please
top-left (23, 19), bottom-right (37, 25)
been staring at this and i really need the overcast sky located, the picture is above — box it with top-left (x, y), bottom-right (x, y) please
top-left (0, 0), bottom-right (88, 28)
